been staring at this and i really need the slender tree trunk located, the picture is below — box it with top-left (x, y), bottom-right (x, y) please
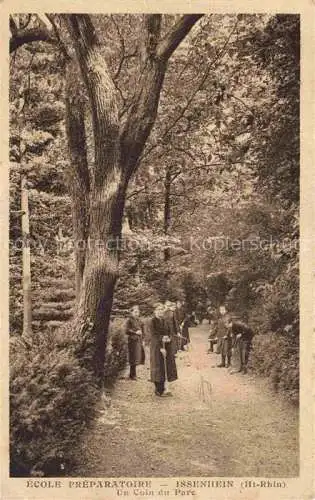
top-left (21, 175), bottom-right (32, 338)
top-left (164, 166), bottom-right (172, 261)
top-left (65, 62), bottom-right (90, 300)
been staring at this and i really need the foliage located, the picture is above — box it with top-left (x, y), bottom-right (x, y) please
top-left (10, 319), bottom-right (127, 476)
top-left (10, 334), bottom-right (99, 476)
top-left (250, 332), bottom-right (299, 405)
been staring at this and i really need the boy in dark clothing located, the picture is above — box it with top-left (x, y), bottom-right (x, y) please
top-left (216, 305), bottom-right (231, 367)
top-left (207, 319), bottom-right (217, 353)
top-left (150, 303), bottom-right (178, 396)
top-left (229, 320), bottom-right (255, 374)
top-left (125, 305), bottom-right (145, 380)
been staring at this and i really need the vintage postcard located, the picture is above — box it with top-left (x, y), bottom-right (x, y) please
top-left (1, 1), bottom-right (314, 499)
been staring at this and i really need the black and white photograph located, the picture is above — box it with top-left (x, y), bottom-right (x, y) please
top-left (3, 4), bottom-right (314, 499)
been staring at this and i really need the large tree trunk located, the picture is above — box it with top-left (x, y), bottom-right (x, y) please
top-left (65, 61), bottom-right (90, 299)
top-left (63, 14), bottom-right (203, 381)
top-left (65, 15), bottom-right (125, 379)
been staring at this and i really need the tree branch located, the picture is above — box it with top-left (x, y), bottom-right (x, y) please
top-left (46, 14), bottom-right (71, 61)
top-left (144, 15), bottom-right (162, 59)
top-left (139, 17), bottom-right (239, 164)
top-left (20, 14), bottom-right (32, 31)
top-left (121, 14), bottom-right (202, 180)
top-left (9, 15), bottom-right (18, 35)
top-left (10, 27), bottom-right (56, 53)
top-left (157, 15), bottom-right (204, 62)
top-left (63, 14), bottom-right (99, 56)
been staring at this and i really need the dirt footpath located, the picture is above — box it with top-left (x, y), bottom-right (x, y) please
top-left (72, 324), bottom-right (299, 477)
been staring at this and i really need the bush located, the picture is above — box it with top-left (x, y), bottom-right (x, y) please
top-left (10, 334), bottom-right (99, 477)
top-left (250, 332), bottom-right (299, 405)
top-left (10, 319), bottom-right (128, 477)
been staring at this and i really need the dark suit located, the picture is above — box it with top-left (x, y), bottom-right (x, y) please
top-left (216, 313), bottom-right (232, 366)
top-left (149, 316), bottom-right (178, 385)
top-left (231, 321), bottom-right (254, 372)
top-left (164, 310), bottom-right (180, 355)
top-left (125, 316), bottom-right (145, 377)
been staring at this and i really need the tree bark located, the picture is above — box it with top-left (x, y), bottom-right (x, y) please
top-left (65, 15), bottom-right (125, 379)
top-left (65, 61), bottom-right (90, 299)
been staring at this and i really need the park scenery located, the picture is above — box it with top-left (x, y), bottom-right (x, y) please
top-left (9, 13), bottom-right (299, 478)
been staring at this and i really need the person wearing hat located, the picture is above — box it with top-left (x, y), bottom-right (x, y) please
top-left (149, 303), bottom-right (178, 396)
top-left (124, 305), bottom-right (145, 380)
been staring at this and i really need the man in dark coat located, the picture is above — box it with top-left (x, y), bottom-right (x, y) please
top-left (175, 300), bottom-right (189, 350)
top-left (179, 312), bottom-right (191, 350)
top-left (215, 305), bottom-right (232, 367)
top-left (207, 319), bottom-right (217, 353)
top-left (176, 300), bottom-right (185, 324)
top-left (125, 305), bottom-right (145, 380)
top-left (150, 303), bottom-right (178, 396)
top-left (164, 300), bottom-right (180, 355)
top-left (229, 320), bottom-right (255, 374)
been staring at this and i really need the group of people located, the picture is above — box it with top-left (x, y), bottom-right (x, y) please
top-left (207, 304), bottom-right (254, 374)
top-left (124, 300), bottom-right (190, 397)
top-left (124, 299), bottom-right (255, 398)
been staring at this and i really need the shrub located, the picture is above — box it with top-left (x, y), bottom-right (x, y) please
top-left (10, 317), bottom-right (128, 477)
top-left (10, 334), bottom-right (99, 477)
top-left (250, 332), bottom-right (299, 405)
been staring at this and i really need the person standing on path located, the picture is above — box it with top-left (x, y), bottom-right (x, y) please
top-left (175, 300), bottom-right (185, 326)
top-left (164, 300), bottom-right (181, 356)
top-left (150, 303), bottom-right (178, 396)
top-left (124, 305), bottom-right (145, 380)
top-left (179, 312), bottom-right (191, 350)
top-left (176, 300), bottom-right (189, 350)
top-left (215, 305), bottom-right (232, 368)
top-left (207, 318), bottom-right (217, 353)
top-left (229, 320), bottom-right (255, 374)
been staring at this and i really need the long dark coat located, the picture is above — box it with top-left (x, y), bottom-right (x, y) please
top-left (164, 310), bottom-right (180, 355)
top-left (180, 315), bottom-right (191, 348)
top-left (176, 306), bottom-right (185, 325)
top-left (231, 321), bottom-right (254, 366)
top-left (216, 314), bottom-right (230, 338)
top-left (215, 313), bottom-right (231, 356)
top-left (149, 316), bottom-right (178, 383)
top-left (125, 316), bottom-right (145, 366)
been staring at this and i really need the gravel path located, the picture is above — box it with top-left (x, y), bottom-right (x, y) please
top-left (72, 324), bottom-right (299, 477)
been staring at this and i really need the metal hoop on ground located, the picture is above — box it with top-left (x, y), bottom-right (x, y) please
top-left (181, 332), bottom-right (213, 405)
